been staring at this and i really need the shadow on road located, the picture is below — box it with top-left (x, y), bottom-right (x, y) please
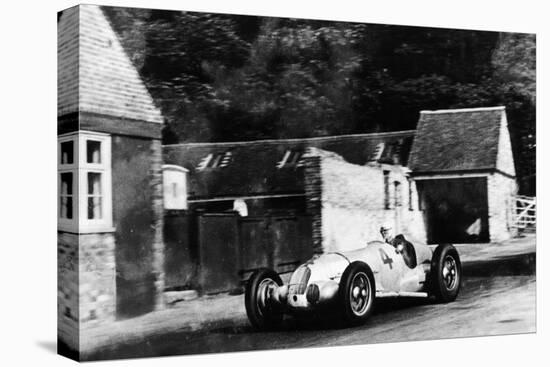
top-left (462, 253), bottom-right (536, 277)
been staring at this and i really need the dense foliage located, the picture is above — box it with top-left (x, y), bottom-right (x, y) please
top-left (103, 7), bottom-right (536, 194)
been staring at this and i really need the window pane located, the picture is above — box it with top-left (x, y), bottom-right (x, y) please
top-left (61, 172), bottom-right (73, 195)
top-left (87, 172), bottom-right (102, 219)
top-left (60, 173), bottom-right (73, 219)
top-left (88, 197), bottom-right (102, 219)
top-left (87, 140), bottom-right (101, 164)
top-left (61, 141), bottom-right (74, 164)
top-left (61, 197), bottom-right (73, 219)
top-left (87, 172), bottom-right (102, 195)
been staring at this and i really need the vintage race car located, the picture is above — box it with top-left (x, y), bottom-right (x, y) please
top-left (245, 241), bottom-right (461, 329)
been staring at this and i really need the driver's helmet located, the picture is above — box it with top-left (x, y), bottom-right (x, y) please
top-left (380, 222), bottom-right (394, 243)
top-left (380, 222), bottom-right (393, 235)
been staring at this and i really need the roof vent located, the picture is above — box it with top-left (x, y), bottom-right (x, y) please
top-left (277, 150), bottom-right (303, 168)
top-left (197, 151), bottom-right (233, 170)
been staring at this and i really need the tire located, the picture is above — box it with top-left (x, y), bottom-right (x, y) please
top-left (338, 261), bottom-right (375, 326)
top-left (430, 244), bottom-right (462, 303)
top-left (245, 268), bottom-right (284, 330)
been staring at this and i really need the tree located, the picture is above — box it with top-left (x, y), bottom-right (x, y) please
top-left (104, 7), bottom-right (536, 194)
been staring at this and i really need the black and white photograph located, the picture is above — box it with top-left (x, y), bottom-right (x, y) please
top-left (54, 1), bottom-right (539, 363)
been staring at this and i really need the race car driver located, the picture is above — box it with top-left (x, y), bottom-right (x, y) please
top-left (380, 223), bottom-right (417, 269)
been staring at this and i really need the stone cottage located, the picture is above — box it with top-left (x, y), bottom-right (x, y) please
top-left (58, 5), bottom-right (164, 352)
top-left (409, 107), bottom-right (517, 243)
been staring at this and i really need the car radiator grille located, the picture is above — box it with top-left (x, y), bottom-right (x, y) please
top-left (289, 266), bottom-right (311, 295)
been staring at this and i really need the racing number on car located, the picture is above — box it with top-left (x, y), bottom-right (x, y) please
top-left (378, 248), bottom-right (394, 269)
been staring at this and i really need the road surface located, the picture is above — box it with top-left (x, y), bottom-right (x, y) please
top-left (89, 261), bottom-right (535, 360)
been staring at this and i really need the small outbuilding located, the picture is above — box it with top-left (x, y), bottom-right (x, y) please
top-left (408, 106), bottom-right (517, 243)
top-left (58, 5), bottom-right (164, 352)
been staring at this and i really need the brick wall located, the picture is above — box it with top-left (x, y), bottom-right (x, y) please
top-left (150, 139), bottom-right (165, 310)
top-left (488, 172), bottom-right (518, 242)
top-left (304, 148), bottom-right (426, 253)
top-left (303, 154), bottom-right (322, 253)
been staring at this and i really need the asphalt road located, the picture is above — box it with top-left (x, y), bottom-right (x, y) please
top-left (90, 253), bottom-right (536, 361)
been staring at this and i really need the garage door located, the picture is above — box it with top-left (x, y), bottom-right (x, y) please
top-left (417, 177), bottom-right (489, 244)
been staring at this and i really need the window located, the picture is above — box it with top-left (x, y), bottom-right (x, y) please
top-left (59, 172), bottom-right (74, 219)
top-left (383, 170), bottom-right (390, 209)
top-left (379, 141), bottom-right (403, 165)
top-left (162, 165), bottom-right (188, 210)
top-left (417, 181), bottom-right (425, 211)
top-left (58, 131), bottom-right (113, 233)
top-left (394, 181), bottom-right (402, 207)
top-left (277, 150), bottom-right (303, 168)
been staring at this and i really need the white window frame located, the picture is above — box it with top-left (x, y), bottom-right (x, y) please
top-left (58, 131), bottom-right (114, 233)
top-left (58, 133), bottom-right (78, 231)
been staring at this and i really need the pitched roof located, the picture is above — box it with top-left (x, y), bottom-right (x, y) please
top-left (57, 5), bottom-right (162, 123)
top-left (58, 6), bottom-right (79, 117)
top-left (163, 131), bottom-right (414, 199)
top-left (408, 107), bottom-right (505, 174)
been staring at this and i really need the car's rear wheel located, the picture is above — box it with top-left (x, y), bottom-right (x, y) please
top-left (245, 268), bottom-right (284, 330)
top-left (338, 261), bottom-right (375, 326)
top-left (430, 244), bottom-right (462, 302)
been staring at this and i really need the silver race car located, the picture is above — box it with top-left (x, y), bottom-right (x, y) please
top-left (245, 241), bottom-right (461, 329)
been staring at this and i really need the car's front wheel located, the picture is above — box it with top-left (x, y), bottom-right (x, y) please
top-left (430, 243), bottom-right (462, 302)
top-left (245, 268), bottom-right (284, 330)
top-left (338, 261), bottom-right (375, 326)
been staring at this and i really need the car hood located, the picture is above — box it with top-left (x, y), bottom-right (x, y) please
top-left (291, 253), bottom-right (350, 284)
top-left (292, 241), bottom-right (393, 284)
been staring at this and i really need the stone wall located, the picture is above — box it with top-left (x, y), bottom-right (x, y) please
top-left (58, 232), bottom-right (80, 351)
top-left (489, 110), bottom-right (518, 242)
top-left (304, 148), bottom-right (426, 253)
top-left (79, 233), bottom-right (117, 323)
top-left (58, 231), bottom-right (116, 351)
top-left (488, 172), bottom-right (518, 242)
top-left (496, 112), bottom-right (516, 177)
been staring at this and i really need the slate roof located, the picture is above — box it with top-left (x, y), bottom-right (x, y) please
top-left (57, 5), bottom-right (162, 123)
top-left (408, 107), bottom-right (505, 174)
top-left (163, 131), bottom-right (415, 199)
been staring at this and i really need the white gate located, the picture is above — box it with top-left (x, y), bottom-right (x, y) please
top-left (511, 195), bottom-right (536, 231)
